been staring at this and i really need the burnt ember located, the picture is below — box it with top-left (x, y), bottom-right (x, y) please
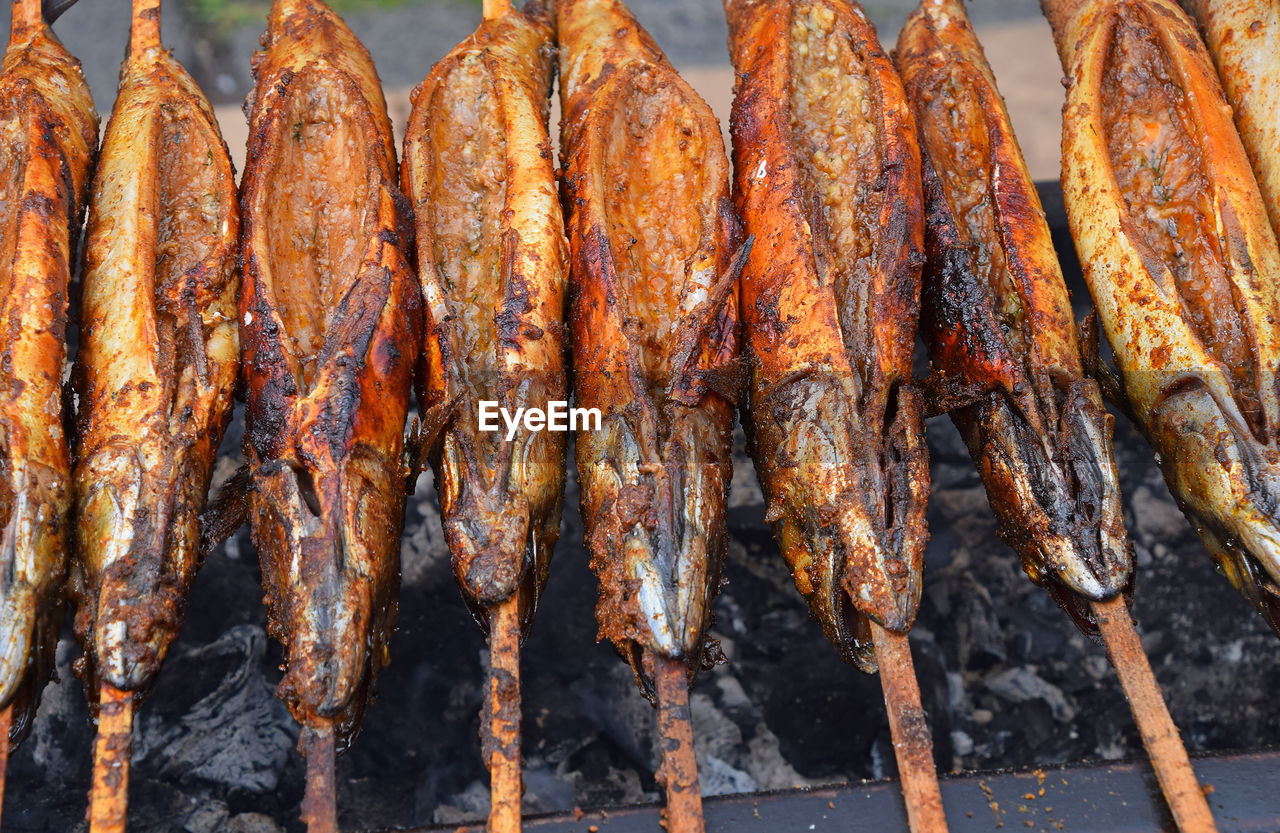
top-left (6, 187), bottom-right (1279, 832)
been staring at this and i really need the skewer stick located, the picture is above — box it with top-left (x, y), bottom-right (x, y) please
top-left (481, 0), bottom-right (510, 20)
top-left (485, 598), bottom-right (523, 833)
top-left (870, 622), bottom-right (949, 833)
top-left (1092, 596), bottom-right (1219, 833)
top-left (653, 655), bottom-right (703, 833)
top-left (11, 0), bottom-right (43, 36)
top-left (89, 685), bottom-right (134, 833)
top-left (0, 704), bottom-right (11, 828)
top-left (299, 722), bottom-right (338, 833)
top-left (129, 0), bottom-right (161, 56)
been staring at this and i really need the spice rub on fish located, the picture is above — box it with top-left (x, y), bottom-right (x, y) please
top-left (725, 0), bottom-right (928, 671)
top-left (1045, 0), bottom-right (1280, 631)
top-left (0, 0), bottom-right (97, 745)
top-left (71, 3), bottom-right (239, 703)
top-left (558, 0), bottom-right (744, 691)
top-left (1181, 0), bottom-right (1280, 247)
top-left (403, 0), bottom-right (567, 632)
top-left (896, 0), bottom-right (1130, 629)
top-left (239, 0), bottom-right (422, 747)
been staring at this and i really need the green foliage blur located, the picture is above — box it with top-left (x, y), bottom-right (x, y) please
top-left (181, 0), bottom-right (476, 37)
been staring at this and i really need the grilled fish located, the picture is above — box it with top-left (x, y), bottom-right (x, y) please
top-left (239, 0), bottom-right (422, 747)
top-left (70, 0), bottom-right (239, 702)
top-left (558, 0), bottom-right (743, 692)
top-left (896, 0), bottom-right (1130, 629)
top-left (725, 0), bottom-right (928, 671)
top-left (1045, 0), bottom-right (1280, 631)
top-left (402, 0), bottom-right (567, 633)
top-left (0, 0), bottom-right (97, 744)
top-left (1180, 0), bottom-right (1280, 247)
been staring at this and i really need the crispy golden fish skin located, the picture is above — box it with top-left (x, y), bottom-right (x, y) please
top-left (402, 0), bottom-right (567, 633)
top-left (725, 0), bottom-right (928, 671)
top-left (896, 0), bottom-right (1130, 625)
top-left (0, 4), bottom-right (97, 744)
top-left (1181, 0), bottom-right (1280, 246)
top-left (70, 17), bottom-right (240, 701)
top-left (558, 0), bottom-right (742, 692)
top-left (1045, 0), bottom-right (1280, 631)
top-left (240, 0), bottom-right (422, 747)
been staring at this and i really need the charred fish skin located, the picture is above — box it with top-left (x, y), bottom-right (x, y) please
top-left (70, 13), bottom-right (240, 702)
top-left (1045, 0), bottom-right (1280, 631)
top-left (402, 0), bottom-right (567, 633)
top-left (240, 0), bottom-right (422, 747)
top-left (725, 0), bottom-right (928, 671)
top-left (0, 4), bottom-right (97, 744)
top-left (895, 0), bottom-right (1130, 626)
top-left (1181, 0), bottom-right (1280, 247)
top-left (558, 0), bottom-right (742, 692)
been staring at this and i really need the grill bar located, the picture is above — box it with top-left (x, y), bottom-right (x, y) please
top-left (409, 750), bottom-right (1279, 833)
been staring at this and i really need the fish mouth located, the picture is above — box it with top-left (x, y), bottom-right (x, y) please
top-left (249, 446), bottom-right (403, 748)
top-left (749, 371), bottom-right (929, 671)
top-left (0, 459), bottom-right (69, 709)
top-left (1144, 374), bottom-right (1280, 632)
top-left (73, 445), bottom-right (209, 693)
top-left (580, 408), bottom-right (731, 691)
top-left (956, 380), bottom-right (1132, 605)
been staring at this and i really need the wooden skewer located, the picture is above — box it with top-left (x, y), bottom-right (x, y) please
top-left (481, 0), bottom-right (510, 20)
top-left (485, 598), bottom-right (523, 833)
top-left (299, 721), bottom-right (338, 833)
top-left (129, 0), bottom-right (161, 57)
top-left (10, 0), bottom-right (43, 36)
top-left (870, 622), bottom-right (949, 833)
top-left (0, 704), bottom-right (11, 828)
top-left (89, 685), bottom-right (135, 833)
top-left (653, 655), bottom-right (703, 833)
top-left (1092, 596), bottom-right (1219, 833)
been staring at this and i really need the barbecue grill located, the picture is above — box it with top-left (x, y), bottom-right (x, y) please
top-left (3, 0), bottom-right (1279, 822)
top-left (3, 175), bottom-right (1275, 830)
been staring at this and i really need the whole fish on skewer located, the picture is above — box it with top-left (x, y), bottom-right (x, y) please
top-left (239, 0), bottom-right (422, 827)
top-left (724, 0), bottom-right (943, 829)
top-left (897, 4), bottom-right (1218, 831)
top-left (401, 0), bottom-right (567, 828)
top-left (0, 0), bottom-right (97, 774)
top-left (1045, 0), bottom-right (1280, 633)
top-left (895, 0), bottom-right (1131, 629)
top-left (557, 0), bottom-right (744, 827)
top-left (69, 0), bottom-right (239, 828)
top-left (726, 0), bottom-right (929, 670)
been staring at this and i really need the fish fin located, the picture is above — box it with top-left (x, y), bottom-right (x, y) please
top-left (200, 464), bottom-right (251, 559)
